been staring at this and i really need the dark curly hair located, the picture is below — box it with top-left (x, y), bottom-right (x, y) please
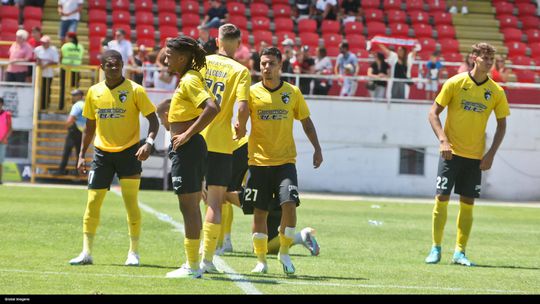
top-left (166, 35), bottom-right (207, 71)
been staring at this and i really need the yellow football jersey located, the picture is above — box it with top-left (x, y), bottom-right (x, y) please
top-left (168, 69), bottom-right (214, 123)
top-left (248, 81), bottom-right (310, 166)
top-left (231, 125), bottom-right (248, 151)
top-left (83, 79), bottom-right (156, 153)
top-left (436, 72), bottom-right (510, 160)
top-left (199, 54), bottom-right (251, 154)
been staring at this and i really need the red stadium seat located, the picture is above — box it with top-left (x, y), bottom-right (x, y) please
top-left (362, 0), bottom-right (381, 9)
top-left (157, 0), bottom-right (176, 13)
top-left (516, 3), bottom-right (537, 16)
top-left (299, 33), bottom-right (320, 48)
top-left (180, 0), bottom-right (199, 14)
top-left (525, 29), bottom-right (540, 43)
top-left (250, 3), bottom-right (269, 17)
top-left (298, 19), bottom-right (317, 33)
top-left (389, 23), bottom-right (410, 38)
top-left (253, 30), bottom-right (273, 46)
top-left (89, 50), bottom-right (101, 65)
top-left (89, 23), bottom-right (108, 38)
top-left (323, 33), bottom-right (343, 47)
top-left (89, 36), bottom-right (103, 52)
top-left (358, 61), bottom-right (370, 75)
top-left (136, 25), bottom-right (155, 39)
top-left (229, 15), bottom-right (248, 30)
top-left (366, 21), bottom-right (387, 38)
top-left (135, 0), bottom-right (154, 12)
top-left (425, 0), bottom-right (446, 12)
top-left (346, 34), bottom-right (366, 49)
top-left (135, 11), bottom-right (154, 26)
top-left (386, 10), bottom-right (407, 24)
top-left (227, 2), bottom-right (246, 16)
top-left (0, 32), bottom-right (16, 42)
top-left (506, 41), bottom-right (528, 57)
top-left (158, 12), bottom-right (178, 27)
top-left (88, 0), bottom-right (107, 10)
top-left (510, 55), bottom-right (534, 66)
top-left (182, 14), bottom-right (200, 28)
top-left (435, 25), bottom-right (456, 39)
top-left (406, 0), bottom-right (424, 11)
top-left (273, 4), bottom-right (292, 19)
top-left (321, 20), bottom-right (341, 34)
top-left (159, 26), bottom-right (179, 44)
top-left (383, 0), bottom-right (402, 10)
top-left (502, 28), bottom-right (523, 43)
top-left (111, 0), bottom-right (130, 11)
top-left (209, 28), bottom-right (218, 39)
top-left (0, 5), bottom-right (19, 19)
top-left (1, 18), bottom-right (20, 34)
top-left (137, 38), bottom-right (155, 49)
top-left (493, 2), bottom-right (515, 16)
top-left (497, 15), bottom-right (519, 29)
top-left (530, 42), bottom-right (540, 57)
top-left (445, 65), bottom-right (459, 78)
top-left (344, 22), bottom-right (364, 36)
top-left (521, 16), bottom-right (540, 31)
top-left (356, 49), bottom-right (370, 59)
top-left (438, 39), bottom-right (459, 53)
top-left (272, 0), bottom-right (292, 4)
top-left (326, 46), bottom-right (340, 57)
top-left (274, 18), bottom-right (294, 32)
top-left (412, 24), bottom-right (433, 38)
top-left (441, 52), bottom-right (463, 63)
top-left (112, 10), bottom-right (131, 25)
top-left (514, 70), bottom-right (536, 83)
top-left (409, 11), bottom-right (430, 24)
top-left (364, 9), bottom-right (384, 23)
top-left (112, 24), bottom-right (132, 40)
top-left (89, 9), bottom-right (108, 24)
top-left (276, 31), bottom-right (297, 45)
top-left (22, 19), bottom-right (41, 33)
top-left (418, 37), bottom-right (436, 52)
top-left (23, 6), bottom-right (42, 21)
top-left (431, 12), bottom-right (453, 25)
top-left (251, 16), bottom-right (270, 31)
top-left (416, 50), bottom-right (432, 60)
top-left (182, 27), bottom-right (198, 39)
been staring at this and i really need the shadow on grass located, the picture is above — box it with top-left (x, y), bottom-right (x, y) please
top-left (474, 264), bottom-right (540, 271)
top-left (107, 263), bottom-right (178, 270)
top-left (207, 272), bottom-right (368, 283)
top-left (220, 251), bottom-right (311, 259)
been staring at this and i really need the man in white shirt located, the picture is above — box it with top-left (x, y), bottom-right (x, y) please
top-left (107, 29), bottom-right (135, 76)
top-left (34, 35), bottom-right (59, 110)
top-left (58, 0), bottom-right (83, 43)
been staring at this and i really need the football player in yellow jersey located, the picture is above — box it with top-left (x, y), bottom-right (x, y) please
top-left (425, 43), bottom-right (510, 267)
top-left (246, 47), bottom-right (323, 275)
top-left (69, 50), bottom-right (159, 266)
top-left (197, 24), bottom-right (251, 273)
top-left (163, 36), bottom-right (220, 279)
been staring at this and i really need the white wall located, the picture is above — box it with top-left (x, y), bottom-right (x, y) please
top-left (294, 100), bottom-right (540, 201)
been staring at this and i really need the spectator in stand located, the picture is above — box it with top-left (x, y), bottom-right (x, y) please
top-left (293, 0), bottom-right (314, 20)
top-left (425, 51), bottom-right (444, 100)
top-left (201, 0), bottom-right (229, 29)
top-left (6, 29), bottom-right (33, 83)
top-left (249, 40), bottom-right (268, 83)
top-left (28, 27), bottom-right (43, 49)
top-left (339, 0), bottom-right (361, 25)
top-left (458, 53), bottom-right (474, 74)
top-left (0, 97), bottom-right (13, 185)
top-left (59, 32), bottom-right (84, 110)
top-left (143, 51), bottom-right (158, 88)
top-left (56, 89), bottom-right (85, 176)
top-left (377, 43), bottom-right (420, 100)
top-left (490, 55), bottom-right (511, 84)
top-left (34, 35), bottom-right (59, 110)
top-left (449, 0), bottom-right (468, 15)
top-left (335, 41), bottom-right (359, 97)
top-left (197, 26), bottom-right (218, 55)
top-left (131, 45), bottom-right (148, 85)
top-left (107, 29), bottom-right (135, 74)
top-left (281, 38), bottom-right (295, 83)
top-left (313, 0), bottom-right (338, 28)
top-left (367, 52), bottom-right (390, 100)
top-left (154, 67), bottom-right (178, 91)
top-left (58, 0), bottom-right (83, 43)
top-left (313, 46), bottom-right (333, 95)
top-left (156, 37), bottom-right (172, 72)
top-left (294, 45), bottom-right (316, 95)
top-left (234, 42), bottom-right (251, 68)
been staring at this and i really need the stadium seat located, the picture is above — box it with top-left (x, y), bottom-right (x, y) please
top-left (182, 14), bottom-right (200, 28)
top-left (431, 12), bottom-right (453, 25)
top-left (386, 10), bottom-right (407, 24)
top-left (521, 16), bottom-right (540, 31)
top-left (321, 20), bottom-right (341, 34)
top-left (298, 19), bottom-right (317, 33)
top-left (271, 0), bottom-right (291, 4)
top-left (157, 0), bottom-right (176, 13)
top-left (326, 46), bottom-right (340, 57)
top-left (346, 34), bottom-right (366, 49)
top-left (362, 0), bottom-right (381, 10)
top-left (89, 36), bottom-right (103, 52)
top-left (135, 11), bottom-right (154, 26)
top-left (441, 52), bottom-right (463, 63)
top-left (23, 6), bottom-right (42, 21)
top-left (383, 0), bottom-right (402, 10)
top-left (435, 25), bottom-right (455, 39)
top-left (425, 0), bottom-right (446, 12)
top-left (89, 9), bottom-right (108, 24)
top-left (438, 39), bottom-right (459, 53)
top-left (158, 12), bottom-right (178, 27)
top-left (88, 0), bottom-right (107, 10)
top-left (299, 33), bottom-right (320, 48)
top-left (0, 32), bottom-right (16, 42)
top-left (530, 42), bottom-right (540, 57)
top-left (89, 50), bottom-right (101, 65)
top-left (497, 14), bottom-right (519, 29)
top-left (112, 23), bottom-right (132, 39)
top-left (502, 28), bottom-right (524, 43)
top-left (445, 66), bottom-right (459, 78)
top-left (323, 33), bottom-right (343, 47)
top-left (227, 2), bottom-right (246, 16)
top-left (137, 38), bottom-right (155, 49)
top-left (136, 25), bottom-right (155, 39)
top-left (135, 0), bottom-right (153, 12)
top-left (89, 22), bottom-right (108, 38)
top-left (112, 10), bottom-right (131, 25)
top-left (366, 21), bottom-right (387, 38)
top-left (273, 4), bottom-right (292, 19)
top-left (0, 5), bottom-right (19, 19)
top-left (276, 31), bottom-right (297, 45)
top-left (1, 18), bottom-right (19, 34)
top-left (389, 23), bottom-right (410, 38)
top-left (418, 37), bottom-right (437, 52)
top-left (229, 15), bottom-right (248, 30)
top-left (355, 49), bottom-right (370, 59)
top-left (180, 0), bottom-right (199, 14)
top-left (364, 9), bottom-right (384, 23)
top-left (253, 30), bottom-right (273, 46)
top-left (516, 3), bottom-right (537, 16)
top-left (358, 61), bottom-right (370, 75)
top-left (514, 70), bottom-right (536, 83)
top-left (494, 2), bottom-right (515, 16)
top-left (412, 24), bottom-right (433, 38)
top-left (274, 18), bottom-right (294, 32)
top-left (250, 3), bottom-right (269, 18)
top-left (525, 29), bottom-right (540, 43)
top-left (510, 55), bottom-right (534, 67)
top-left (506, 41), bottom-right (528, 57)
top-left (23, 19), bottom-right (42, 33)
top-left (409, 11), bottom-right (430, 24)
top-left (209, 28), bottom-right (218, 39)
top-left (406, 0), bottom-right (424, 11)
top-left (416, 50), bottom-right (432, 60)
top-left (159, 26), bottom-right (179, 45)
top-left (111, 0), bottom-right (130, 11)
top-left (182, 27), bottom-right (198, 39)
top-left (251, 16), bottom-right (270, 31)
top-left (344, 22), bottom-right (364, 36)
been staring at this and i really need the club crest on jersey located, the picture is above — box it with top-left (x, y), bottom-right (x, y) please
top-left (281, 92), bottom-right (291, 104)
top-left (484, 89), bottom-right (492, 101)
top-left (118, 90), bottom-right (128, 103)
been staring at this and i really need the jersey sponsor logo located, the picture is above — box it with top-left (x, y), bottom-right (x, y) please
top-left (97, 108), bottom-right (126, 119)
top-left (118, 90), bottom-right (128, 103)
top-left (461, 100), bottom-right (487, 113)
top-left (484, 88), bottom-right (492, 101)
top-left (257, 109), bottom-right (288, 120)
top-left (281, 92), bottom-right (291, 104)
top-left (475, 184), bottom-right (481, 193)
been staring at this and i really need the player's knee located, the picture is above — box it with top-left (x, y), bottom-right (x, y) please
top-left (459, 196), bottom-right (475, 205)
top-left (436, 194), bottom-right (450, 202)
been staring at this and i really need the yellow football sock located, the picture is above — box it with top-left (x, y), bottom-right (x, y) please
top-left (456, 201), bottom-right (474, 252)
top-left (119, 179), bottom-right (141, 240)
top-left (252, 233), bottom-right (268, 263)
top-left (432, 197), bottom-right (449, 246)
top-left (267, 236), bottom-right (281, 254)
top-left (82, 233), bottom-right (94, 254)
top-left (279, 233), bottom-right (294, 255)
top-left (82, 189), bottom-right (107, 235)
top-left (184, 238), bottom-right (201, 270)
top-left (218, 202), bottom-right (233, 247)
top-left (202, 222), bottom-right (221, 261)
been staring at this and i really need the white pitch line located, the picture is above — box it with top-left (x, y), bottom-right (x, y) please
top-left (0, 268), bottom-right (527, 294)
top-left (110, 188), bottom-right (262, 295)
